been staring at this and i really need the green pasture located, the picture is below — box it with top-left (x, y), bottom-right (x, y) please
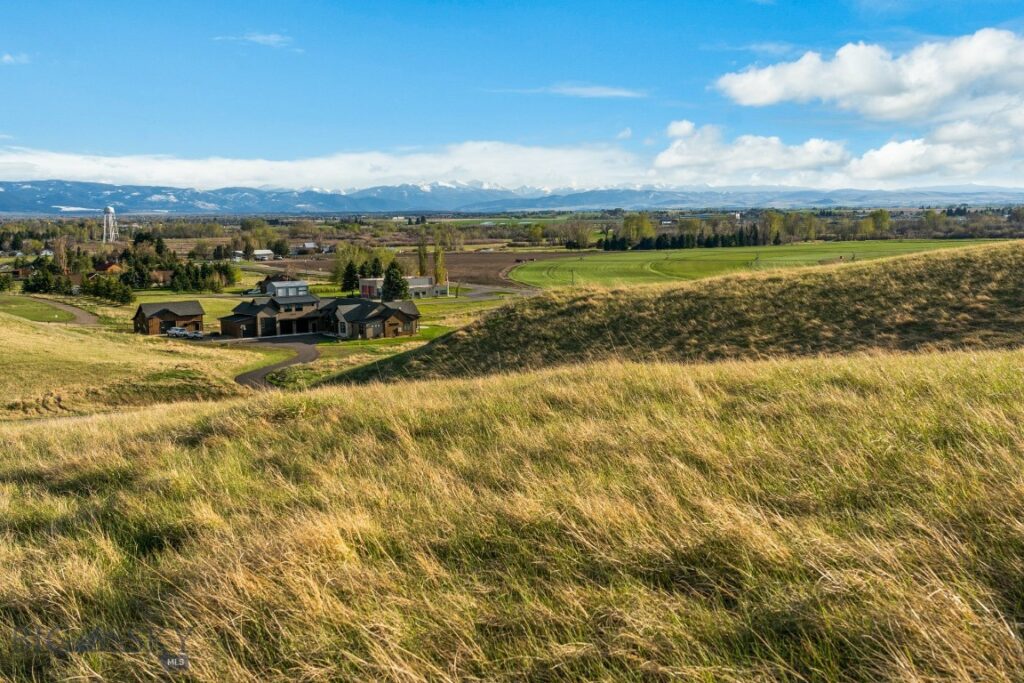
top-left (509, 239), bottom-right (997, 287)
top-left (0, 295), bottom-right (75, 323)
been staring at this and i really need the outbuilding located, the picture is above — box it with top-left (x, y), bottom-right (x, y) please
top-left (133, 300), bottom-right (205, 335)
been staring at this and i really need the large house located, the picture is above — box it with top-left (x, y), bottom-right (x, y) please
top-left (359, 275), bottom-right (448, 299)
top-left (219, 280), bottom-right (419, 339)
top-left (133, 301), bottom-right (205, 335)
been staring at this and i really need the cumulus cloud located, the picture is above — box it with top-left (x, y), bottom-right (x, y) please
top-left (654, 120), bottom-right (849, 184)
top-left (1, 53), bottom-right (29, 65)
top-left (705, 27), bottom-right (1024, 187)
top-left (0, 142), bottom-right (647, 191)
top-left (716, 28), bottom-right (1024, 121)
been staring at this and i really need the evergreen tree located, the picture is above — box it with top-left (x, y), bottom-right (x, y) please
top-left (370, 257), bottom-right (384, 278)
top-left (342, 260), bottom-right (360, 295)
top-left (380, 261), bottom-right (410, 301)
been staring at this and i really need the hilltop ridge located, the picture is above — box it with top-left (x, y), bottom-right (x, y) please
top-left (348, 241), bottom-right (1024, 381)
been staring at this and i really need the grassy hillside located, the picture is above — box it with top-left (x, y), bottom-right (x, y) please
top-left (0, 313), bottom-right (266, 419)
top-left (510, 239), bottom-right (995, 287)
top-left (358, 241), bottom-right (1024, 381)
top-left (3, 350), bottom-right (1024, 679)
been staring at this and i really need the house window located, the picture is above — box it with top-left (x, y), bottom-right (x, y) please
top-left (296, 305), bottom-right (304, 312)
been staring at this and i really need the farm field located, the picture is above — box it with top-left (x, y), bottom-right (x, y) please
top-left (396, 249), bottom-right (576, 286)
top-left (510, 239), bottom-right (997, 287)
top-left (0, 295), bottom-right (74, 323)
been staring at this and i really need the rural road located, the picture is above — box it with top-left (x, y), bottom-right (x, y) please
top-left (230, 334), bottom-right (324, 389)
top-left (26, 296), bottom-right (100, 326)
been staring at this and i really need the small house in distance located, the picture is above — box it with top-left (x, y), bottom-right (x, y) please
top-left (133, 301), bottom-right (205, 335)
top-left (359, 275), bottom-right (448, 299)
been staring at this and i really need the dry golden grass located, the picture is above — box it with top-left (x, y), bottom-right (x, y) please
top-left (354, 241), bottom-right (1024, 382)
top-left (0, 313), bottom-right (262, 419)
top-left (3, 350), bottom-right (1024, 680)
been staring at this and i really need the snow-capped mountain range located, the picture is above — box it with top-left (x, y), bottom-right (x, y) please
top-left (2, 180), bottom-right (1024, 215)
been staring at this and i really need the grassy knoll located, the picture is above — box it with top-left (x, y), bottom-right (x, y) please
top-left (511, 239), bottom-right (996, 287)
top-left (3, 351), bottom-right (1024, 679)
top-left (359, 241), bottom-right (1024, 382)
top-left (0, 313), bottom-right (270, 419)
top-left (0, 295), bottom-right (75, 323)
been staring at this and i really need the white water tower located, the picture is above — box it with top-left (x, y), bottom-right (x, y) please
top-left (102, 206), bottom-right (119, 243)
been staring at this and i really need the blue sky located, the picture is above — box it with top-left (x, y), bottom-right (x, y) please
top-left (2, 0), bottom-right (1024, 189)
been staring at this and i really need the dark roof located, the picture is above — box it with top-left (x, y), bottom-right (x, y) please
top-left (219, 313), bottom-right (255, 324)
top-left (231, 298), bottom-right (271, 316)
top-left (135, 300), bottom-right (205, 318)
top-left (322, 297), bottom-right (420, 323)
top-left (272, 294), bottom-right (320, 305)
top-left (385, 300), bottom-right (421, 317)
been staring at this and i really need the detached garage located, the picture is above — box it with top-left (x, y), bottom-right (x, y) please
top-left (133, 301), bottom-right (205, 335)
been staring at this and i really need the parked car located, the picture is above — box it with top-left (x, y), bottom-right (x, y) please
top-left (166, 327), bottom-right (188, 338)
top-left (187, 330), bottom-right (204, 340)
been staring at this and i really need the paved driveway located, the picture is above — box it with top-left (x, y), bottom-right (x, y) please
top-left (228, 334), bottom-right (326, 389)
top-left (25, 296), bottom-right (100, 325)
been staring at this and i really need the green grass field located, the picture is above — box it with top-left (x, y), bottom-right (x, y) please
top-left (0, 295), bottom-right (75, 323)
top-left (510, 239), bottom-right (997, 287)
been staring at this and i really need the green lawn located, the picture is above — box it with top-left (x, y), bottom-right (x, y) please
top-left (0, 295), bottom-right (75, 323)
top-left (510, 239), bottom-right (998, 287)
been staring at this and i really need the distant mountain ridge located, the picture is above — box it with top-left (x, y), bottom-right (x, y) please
top-left (2, 180), bottom-right (1024, 215)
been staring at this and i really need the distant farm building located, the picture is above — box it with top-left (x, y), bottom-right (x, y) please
top-left (133, 301), bottom-right (205, 335)
top-left (359, 275), bottom-right (449, 299)
top-left (150, 269), bottom-right (174, 286)
top-left (94, 262), bottom-right (124, 275)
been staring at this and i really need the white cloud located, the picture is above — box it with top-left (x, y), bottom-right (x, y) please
top-left (0, 142), bottom-right (647, 191)
top-left (666, 120), bottom-right (696, 138)
top-left (1, 53), bottom-right (29, 65)
top-left (716, 28), bottom-right (1024, 121)
top-left (703, 27), bottom-right (1024, 187)
top-left (214, 32), bottom-right (294, 49)
top-left (615, 127), bottom-right (633, 140)
top-left (655, 120), bottom-right (849, 185)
